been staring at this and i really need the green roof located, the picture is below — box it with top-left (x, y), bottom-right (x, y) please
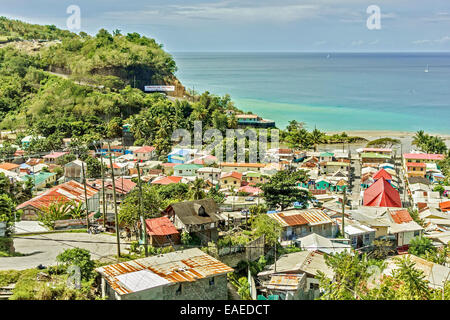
top-left (326, 162), bottom-right (350, 166)
top-left (25, 171), bottom-right (56, 187)
top-left (320, 152), bottom-right (334, 157)
top-left (174, 164), bottom-right (203, 170)
top-left (246, 172), bottom-right (262, 177)
top-left (361, 152), bottom-right (391, 159)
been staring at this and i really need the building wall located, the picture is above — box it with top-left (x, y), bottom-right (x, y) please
top-left (162, 275), bottom-right (228, 300)
top-left (220, 177), bottom-right (241, 187)
top-left (104, 274), bottom-right (228, 300)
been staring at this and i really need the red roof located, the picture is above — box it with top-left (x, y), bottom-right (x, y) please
top-left (406, 162), bottom-right (426, 167)
top-left (43, 152), bottom-right (68, 159)
top-left (88, 178), bottom-right (136, 194)
top-left (238, 185), bottom-right (262, 195)
top-left (373, 168), bottom-right (392, 181)
top-left (145, 217), bottom-right (179, 236)
top-left (162, 163), bottom-right (177, 167)
top-left (221, 171), bottom-right (243, 180)
top-left (390, 209), bottom-right (413, 224)
top-left (403, 153), bottom-right (444, 161)
top-left (0, 162), bottom-right (19, 171)
top-left (151, 176), bottom-right (183, 185)
top-left (16, 180), bottom-right (98, 211)
top-left (278, 213), bottom-right (309, 226)
top-left (134, 146), bottom-right (155, 153)
top-left (439, 201), bottom-right (450, 212)
top-left (363, 177), bottom-right (402, 208)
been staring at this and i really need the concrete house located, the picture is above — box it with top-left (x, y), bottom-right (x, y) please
top-left (335, 218), bottom-right (376, 249)
top-left (258, 251), bottom-right (334, 298)
top-left (385, 208), bottom-right (423, 248)
top-left (196, 167), bottom-right (221, 183)
top-left (145, 216), bottom-right (180, 247)
top-left (64, 160), bottom-right (86, 183)
top-left (16, 180), bottom-right (99, 220)
top-left (134, 146), bottom-right (156, 162)
top-left (267, 209), bottom-right (334, 242)
top-left (162, 199), bottom-right (222, 244)
top-left (24, 171), bottom-right (57, 190)
top-left (319, 161), bottom-right (350, 175)
top-left (96, 248), bottom-right (233, 300)
top-left (43, 152), bottom-right (68, 164)
top-left (0, 162), bottom-right (20, 174)
top-left (219, 162), bottom-right (266, 173)
top-left (173, 164), bottom-right (203, 177)
top-left (220, 171), bottom-right (242, 188)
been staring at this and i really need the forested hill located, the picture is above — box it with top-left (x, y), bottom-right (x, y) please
top-left (0, 17), bottom-right (184, 94)
top-left (0, 18), bottom-right (243, 158)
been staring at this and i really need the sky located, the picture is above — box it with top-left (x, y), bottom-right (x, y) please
top-left (1, 0), bottom-right (450, 52)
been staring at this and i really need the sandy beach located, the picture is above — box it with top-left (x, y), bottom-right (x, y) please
top-left (322, 130), bottom-right (450, 153)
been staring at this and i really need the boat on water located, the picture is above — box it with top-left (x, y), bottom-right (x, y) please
top-left (424, 64), bottom-right (429, 73)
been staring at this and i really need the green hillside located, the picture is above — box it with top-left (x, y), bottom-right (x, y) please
top-left (0, 18), bottom-right (241, 157)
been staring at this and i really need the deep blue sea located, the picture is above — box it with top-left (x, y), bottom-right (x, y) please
top-left (172, 52), bottom-right (450, 133)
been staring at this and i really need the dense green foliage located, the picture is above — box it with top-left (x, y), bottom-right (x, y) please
top-left (318, 251), bottom-right (449, 300)
top-left (56, 248), bottom-right (95, 281)
top-left (412, 130), bottom-right (448, 154)
top-left (0, 17), bottom-right (75, 41)
top-left (366, 137), bottom-right (401, 148)
top-left (260, 169), bottom-right (311, 210)
top-left (282, 120), bottom-right (365, 150)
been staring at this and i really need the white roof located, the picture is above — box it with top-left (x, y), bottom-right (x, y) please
top-left (115, 270), bottom-right (170, 293)
top-left (345, 224), bottom-right (375, 236)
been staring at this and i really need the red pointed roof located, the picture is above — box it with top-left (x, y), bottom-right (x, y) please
top-left (363, 177), bottom-right (401, 208)
top-left (373, 168), bottom-right (392, 181)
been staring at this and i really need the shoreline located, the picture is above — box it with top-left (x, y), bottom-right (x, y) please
top-left (326, 130), bottom-right (450, 140)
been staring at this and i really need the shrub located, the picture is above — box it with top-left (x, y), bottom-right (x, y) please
top-left (56, 248), bottom-right (95, 281)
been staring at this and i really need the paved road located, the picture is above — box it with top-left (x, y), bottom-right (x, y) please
top-left (0, 233), bottom-right (129, 271)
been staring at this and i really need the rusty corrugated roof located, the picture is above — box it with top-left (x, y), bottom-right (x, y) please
top-left (95, 248), bottom-right (233, 295)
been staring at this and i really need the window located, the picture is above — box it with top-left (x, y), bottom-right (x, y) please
top-left (175, 284), bottom-right (182, 296)
top-left (414, 230), bottom-right (420, 237)
top-left (209, 277), bottom-right (215, 286)
top-left (310, 283), bottom-right (319, 290)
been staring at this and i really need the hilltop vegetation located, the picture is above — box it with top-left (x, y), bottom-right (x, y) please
top-left (0, 17), bottom-right (75, 41)
top-left (0, 17), bottom-right (200, 153)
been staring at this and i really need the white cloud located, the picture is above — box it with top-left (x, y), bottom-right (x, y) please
top-left (412, 36), bottom-right (450, 45)
top-left (351, 40), bottom-right (364, 46)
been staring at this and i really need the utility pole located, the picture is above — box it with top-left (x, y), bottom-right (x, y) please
top-left (100, 153), bottom-right (107, 230)
top-left (108, 142), bottom-right (121, 258)
top-left (137, 162), bottom-right (148, 256)
top-left (81, 161), bottom-right (90, 230)
top-left (341, 187), bottom-right (346, 237)
top-left (274, 241), bottom-right (277, 273)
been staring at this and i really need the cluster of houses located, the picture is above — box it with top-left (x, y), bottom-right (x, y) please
top-left (1, 133), bottom-right (449, 301)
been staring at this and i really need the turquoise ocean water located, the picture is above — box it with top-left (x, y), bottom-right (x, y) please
top-left (172, 52), bottom-right (450, 133)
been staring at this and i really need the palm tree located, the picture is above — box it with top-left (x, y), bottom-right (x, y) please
top-left (309, 127), bottom-right (325, 152)
top-left (190, 178), bottom-right (206, 200)
top-left (412, 130), bottom-right (427, 151)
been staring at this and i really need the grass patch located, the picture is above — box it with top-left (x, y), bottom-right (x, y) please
top-left (0, 270), bottom-right (23, 287)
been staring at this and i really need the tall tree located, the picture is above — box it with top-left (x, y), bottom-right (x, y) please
top-left (260, 169), bottom-right (311, 210)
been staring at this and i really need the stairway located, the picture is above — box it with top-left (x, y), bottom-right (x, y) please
top-left (0, 284), bottom-right (15, 300)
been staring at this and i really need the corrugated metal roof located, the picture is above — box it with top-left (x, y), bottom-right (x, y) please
top-left (96, 248), bottom-right (233, 296)
top-left (145, 217), bottom-right (179, 236)
top-left (265, 274), bottom-right (304, 291)
top-left (268, 209), bottom-right (333, 227)
top-left (16, 180), bottom-right (98, 210)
